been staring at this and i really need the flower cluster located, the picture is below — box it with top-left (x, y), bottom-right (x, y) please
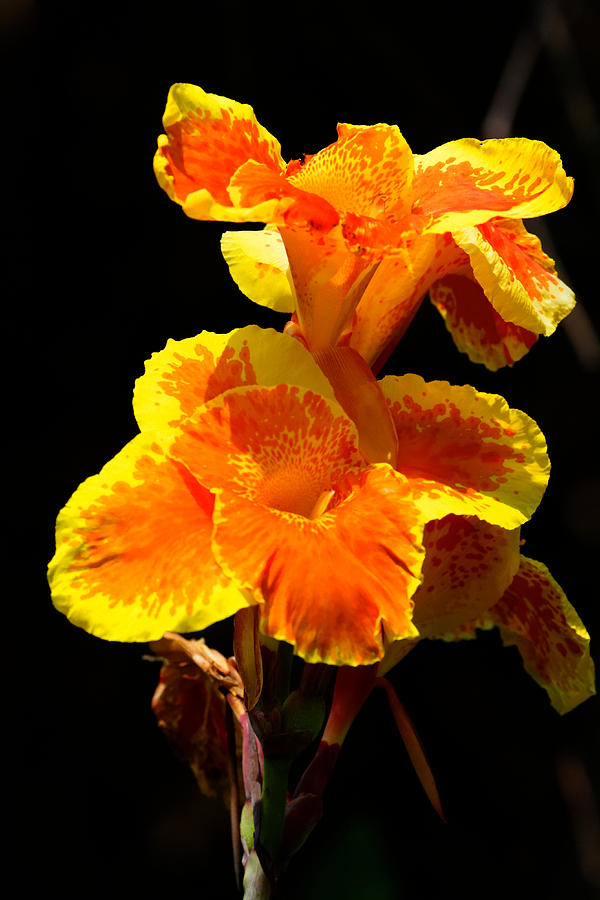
top-left (49, 83), bottom-right (594, 894)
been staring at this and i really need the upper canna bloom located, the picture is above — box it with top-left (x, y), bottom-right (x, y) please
top-left (48, 325), bottom-right (590, 680)
top-left (154, 84), bottom-right (575, 370)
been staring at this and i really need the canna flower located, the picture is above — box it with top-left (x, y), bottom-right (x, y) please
top-left (154, 84), bottom-right (575, 370)
top-left (50, 327), bottom-right (552, 667)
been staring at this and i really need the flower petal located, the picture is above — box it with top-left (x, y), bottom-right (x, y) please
top-left (430, 273), bottom-right (538, 370)
top-left (380, 374), bottom-right (550, 528)
top-left (278, 225), bottom-right (376, 351)
top-left (169, 383), bottom-right (364, 512)
top-left (439, 557), bottom-right (595, 714)
top-left (227, 160), bottom-right (339, 231)
top-left (287, 123), bottom-right (414, 219)
top-left (411, 516), bottom-right (521, 635)
top-left (452, 219), bottom-right (575, 335)
top-left (313, 345), bottom-right (398, 465)
top-left (166, 384), bottom-right (424, 665)
top-left (218, 466), bottom-right (424, 666)
top-left (413, 138), bottom-right (573, 233)
top-left (133, 326), bottom-right (335, 432)
top-left (220, 228), bottom-right (296, 313)
top-left (349, 233), bottom-right (464, 369)
top-left (49, 434), bottom-right (250, 641)
top-left (154, 83), bottom-right (285, 208)
top-left (485, 557), bottom-right (595, 713)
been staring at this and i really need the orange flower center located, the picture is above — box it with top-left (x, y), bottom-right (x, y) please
top-left (258, 465), bottom-right (326, 518)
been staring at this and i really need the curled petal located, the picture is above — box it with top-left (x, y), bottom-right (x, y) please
top-left (452, 219), bottom-right (575, 335)
top-left (380, 374), bottom-right (550, 528)
top-left (430, 273), bottom-right (538, 370)
top-left (154, 83), bottom-right (285, 208)
top-left (134, 325), bottom-right (335, 432)
top-left (413, 137), bottom-right (573, 233)
top-left (439, 558), bottom-right (595, 714)
top-left (220, 228), bottom-right (296, 313)
top-left (151, 648), bottom-right (233, 802)
top-left (48, 434), bottom-right (250, 641)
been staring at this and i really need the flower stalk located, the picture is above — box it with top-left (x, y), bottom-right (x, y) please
top-left (47, 79), bottom-right (595, 898)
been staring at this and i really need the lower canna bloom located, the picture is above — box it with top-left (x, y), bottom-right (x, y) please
top-left (51, 326), bottom-right (554, 667)
top-left (153, 83), bottom-right (575, 369)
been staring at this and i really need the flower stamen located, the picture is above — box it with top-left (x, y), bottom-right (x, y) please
top-left (308, 489), bottom-right (336, 520)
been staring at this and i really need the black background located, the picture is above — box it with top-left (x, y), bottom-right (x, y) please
top-left (9, 0), bottom-right (599, 897)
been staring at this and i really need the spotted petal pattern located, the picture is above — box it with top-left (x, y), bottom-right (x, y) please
top-left (436, 557), bottom-right (595, 714)
top-left (452, 219), bottom-right (575, 336)
top-left (156, 84), bottom-right (575, 364)
top-left (430, 274), bottom-right (538, 370)
top-left (49, 434), bottom-right (249, 641)
top-left (380, 374), bottom-right (549, 528)
top-left (412, 138), bottom-right (573, 233)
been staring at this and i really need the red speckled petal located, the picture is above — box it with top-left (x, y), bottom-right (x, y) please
top-left (452, 219), bottom-right (575, 335)
top-left (411, 516), bottom-right (521, 635)
top-left (48, 434), bottom-right (250, 642)
top-left (222, 466), bottom-right (424, 666)
top-left (380, 374), bottom-right (550, 528)
top-left (430, 273), bottom-right (538, 370)
top-left (169, 384), bottom-right (364, 513)
top-left (412, 137), bottom-right (573, 232)
top-left (439, 557), bottom-right (595, 714)
top-left (167, 385), bottom-right (424, 665)
top-left (134, 326), bottom-right (334, 432)
top-left (287, 123), bottom-right (414, 219)
top-left (227, 160), bottom-right (339, 231)
top-left (154, 83), bottom-right (285, 210)
top-left (278, 225), bottom-right (376, 351)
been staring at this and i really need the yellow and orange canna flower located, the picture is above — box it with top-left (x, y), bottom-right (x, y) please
top-left (154, 84), bottom-right (575, 370)
top-left (50, 327), bottom-right (556, 667)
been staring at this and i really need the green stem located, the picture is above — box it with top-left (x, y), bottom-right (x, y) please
top-left (276, 641), bottom-right (294, 705)
top-left (259, 755), bottom-right (292, 866)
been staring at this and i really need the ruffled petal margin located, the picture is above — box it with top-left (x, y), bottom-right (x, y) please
top-left (133, 326), bottom-right (335, 432)
top-left (48, 434), bottom-right (250, 641)
top-left (452, 219), bottom-right (575, 335)
top-left (380, 374), bottom-right (550, 528)
top-left (412, 137), bottom-right (573, 233)
top-left (219, 466), bottom-right (424, 666)
top-left (154, 83), bottom-right (285, 208)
